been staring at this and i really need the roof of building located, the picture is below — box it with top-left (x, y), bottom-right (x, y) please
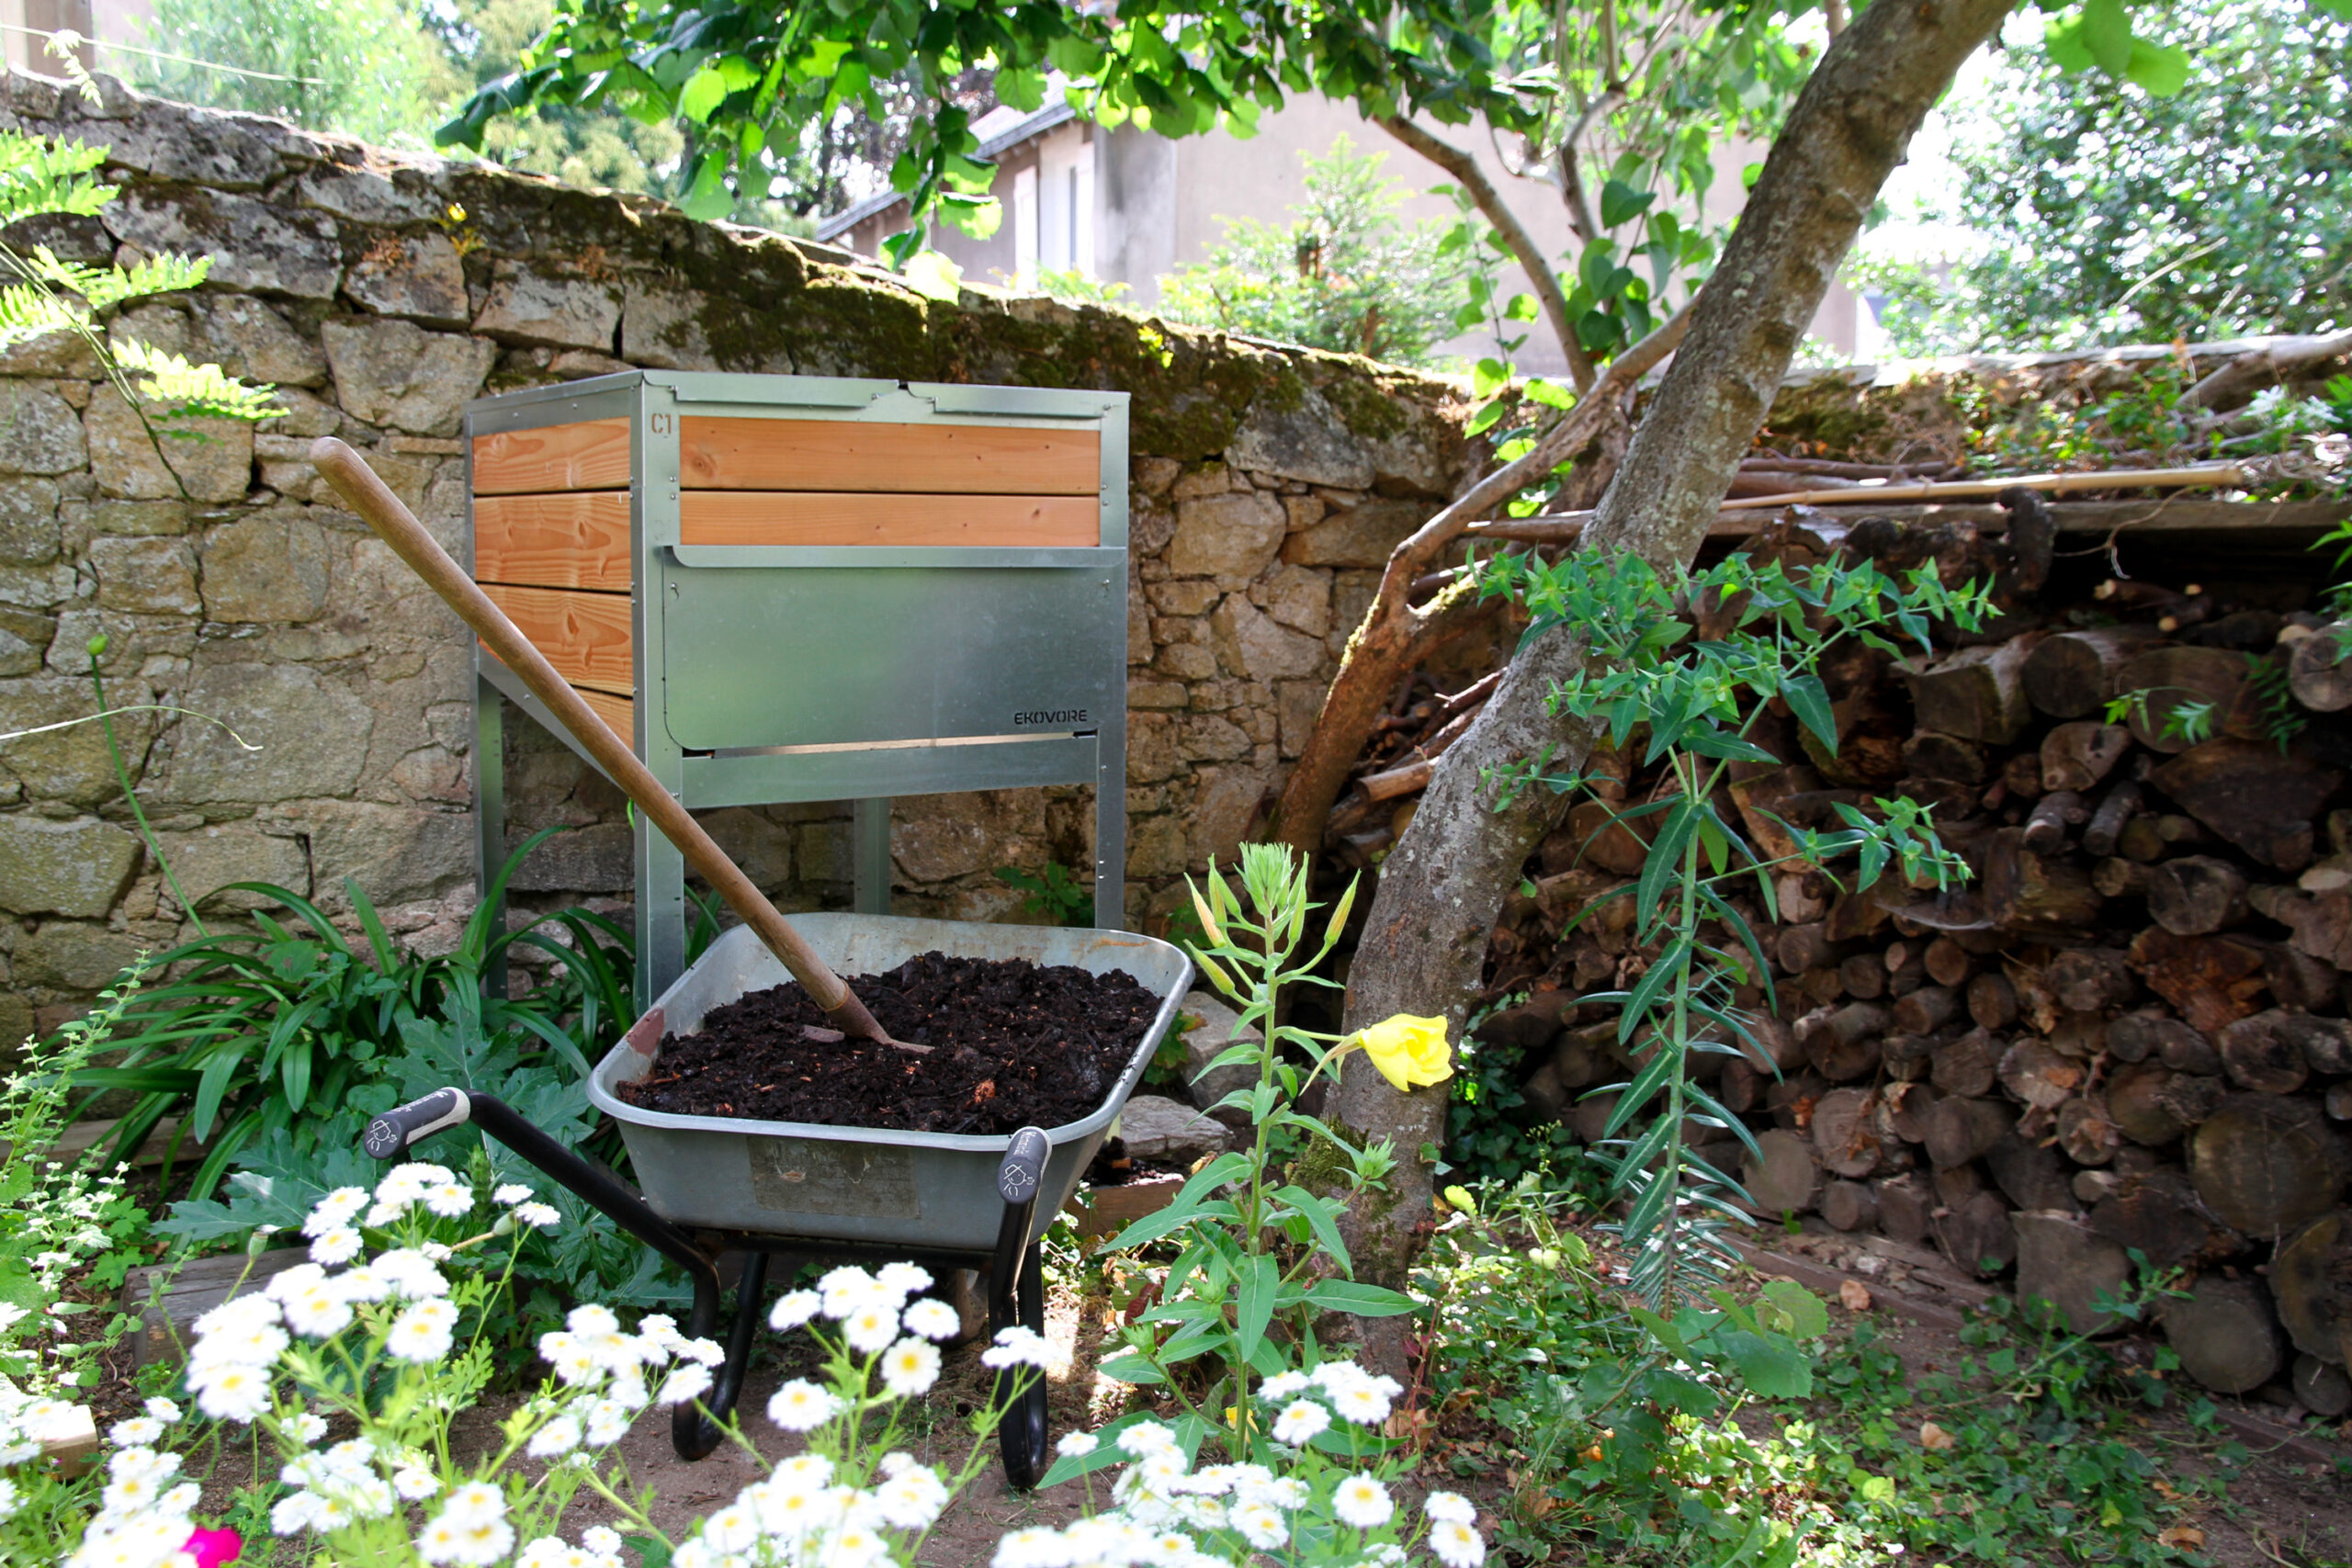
top-left (813, 97), bottom-right (1077, 243)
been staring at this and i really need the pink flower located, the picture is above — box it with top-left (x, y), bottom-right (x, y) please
top-left (183, 1528), bottom-right (243, 1568)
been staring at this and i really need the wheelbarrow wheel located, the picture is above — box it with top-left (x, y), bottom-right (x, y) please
top-left (992, 1239), bottom-right (1050, 1491)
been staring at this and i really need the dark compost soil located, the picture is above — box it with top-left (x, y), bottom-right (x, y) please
top-left (616, 952), bottom-right (1161, 1134)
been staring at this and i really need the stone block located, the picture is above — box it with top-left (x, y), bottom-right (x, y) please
top-left (103, 189), bottom-right (343, 299)
top-left (1209, 598), bottom-right (1325, 682)
top-left (1132, 457), bottom-right (1182, 498)
top-left (1155, 642), bottom-right (1217, 682)
top-left (892, 790), bottom-right (1047, 885)
top-left (0, 625), bottom-right (41, 677)
top-left (0, 330), bottom-right (104, 378)
top-left (1176, 714), bottom-right (1252, 762)
top-left (0, 675), bottom-right (158, 807)
top-left (0, 381), bottom-right (89, 475)
top-left (1282, 498), bottom-right (1430, 570)
top-left (1167, 490), bottom-right (1285, 579)
top-left (1189, 764), bottom-right (1272, 863)
top-left (153, 823), bottom-right (310, 913)
top-left (796, 819), bottom-right (854, 884)
top-left (345, 231), bottom-right (469, 326)
top-left (91, 111), bottom-right (281, 189)
top-left (1131, 496), bottom-right (1176, 558)
top-left (89, 537), bottom-right (199, 616)
top-left (1128, 680), bottom-right (1188, 711)
top-left (189, 296), bottom-right (330, 388)
top-left (0, 815), bottom-right (140, 918)
top-left (84, 389), bottom-right (251, 503)
top-left (1128, 813), bottom-right (1190, 878)
top-left (64, 500), bottom-right (188, 542)
top-left (1127, 713), bottom-right (1182, 784)
top-left (13, 922), bottom-right (145, 992)
top-left (1116, 1094), bottom-right (1232, 1161)
top-left (322, 321), bottom-right (498, 438)
top-left (261, 799), bottom-right (472, 908)
top-left (701, 807), bottom-right (794, 891)
top-left (1179, 987), bottom-right (1262, 1114)
top-left (621, 287), bottom-right (717, 370)
top-left (1147, 581), bottom-right (1220, 617)
top-left (296, 169), bottom-right (447, 226)
top-left (1254, 564), bottom-right (1332, 637)
top-left (476, 265), bottom-right (623, 352)
top-left (0, 478), bottom-right (60, 565)
top-left (503, 822), bottom-right (635, 894)
top-left (200, 512), bottom-right (330, 623)
top-left (1170, 465), bottom-right (1236, 502)
top-left (155, 662), bottom-right (374, 804)
top-left (1227, 382), bottom-right (1374, 491)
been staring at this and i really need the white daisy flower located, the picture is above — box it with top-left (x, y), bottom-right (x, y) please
top-left (395, 1468), bottom-right (440, 1500)
top-left (656, 1365), bottom-right (713, 1406)
top-left (1117, 1420), bottom-right (1178, 1456)
top-left (1055, 1430), bottom-right (1097, 1458)
top-left (141, 1398), bottom-right (181, 1424)
top-left (1331, 1473), bottom-right (1394, 1529)
top-left (387, 1299), bottom-right (458, 1363)
top-left (1424, 1491), bottom-right (1476, 1525)
top-left (513, 1201), bottom-right (560, 1229)
top-left (1427, 1517), bottom-right (1486, 1568)
top-left (875, 1261), bottom-right (933, 1299)
top-left (1230, 1501), bottom-right (1287, 1551)
top-left (1271, 1398), bottom-right (1330, 1447)
top-left (769, 1290), bottom-right (821, 1331)
top-left (302, 1187), bottom-right (370, 1236)
top-left (492, 1183), bottom-right (533, 1206)
top-left (878, 1337), bottom-right (941, 1398)
top-left (841, 1301), bottom-right (899, 1355)
top-left (900, 1297), bottom-right (962, 1341)
top-left (107, 1416), bottom-right (164, 1447)
top-left (980, 1325), bottom-right (1052, 1369)
top-left (526, 1415), bottom-right (581, 1457)
top-left (766, 1379), bottom-right (842, 1432)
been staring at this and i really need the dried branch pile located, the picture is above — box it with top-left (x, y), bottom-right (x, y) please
top-left (1461, 498), bottom-right (2352, 1415)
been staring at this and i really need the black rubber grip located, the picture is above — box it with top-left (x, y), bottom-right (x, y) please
top-left (362, 1089), bottom-right (471, 1161)
top-left (996, 1126), bottom-right (1049, 1204)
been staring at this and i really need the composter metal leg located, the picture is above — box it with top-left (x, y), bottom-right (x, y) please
top-left (852, 797), bottom-right (891, 915)
top-left (1093, 727), bottom-right (1125, 930)
top-left (989, 1127), bottom-right (1052, 1491)
top-left (474, 671), bottom-right (508, 999)
top-left (637, 748), bottom-right (690, 1011)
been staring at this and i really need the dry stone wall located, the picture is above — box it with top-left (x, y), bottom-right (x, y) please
top-left (0, 72), bottom-right (1473, 1038)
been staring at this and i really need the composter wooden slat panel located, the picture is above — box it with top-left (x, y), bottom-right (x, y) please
top-left (575, 686), bottom-right (635, 744)
top-left (678, 491), bottom-right (1097, 548)
top-left (679, 417), bottom-right (1099, 495)
top-left (479, 582), bottom-right (633, 693)
top-left (473, 418), bottom-right (632, 495)
top-left (474, 491), bottom-right (632, 589)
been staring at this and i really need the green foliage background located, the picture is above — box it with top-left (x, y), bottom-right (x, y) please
top-left (1863, 0), bottom-right (2351, 353)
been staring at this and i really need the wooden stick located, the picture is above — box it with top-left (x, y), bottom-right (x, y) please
top-left (1714, 462), bottom-right (2252, 511)
top-left (309, 437), bottom-right (921, 1054)
top-left (1465, 492), bottom-right (2346, 545)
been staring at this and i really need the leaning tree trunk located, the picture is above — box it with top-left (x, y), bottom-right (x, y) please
top-left (1328, 0), bottom-right (2019, 1335)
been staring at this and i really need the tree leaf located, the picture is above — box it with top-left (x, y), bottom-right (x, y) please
top-left (1600, 177), bottom-right (1656, 228)
top-left (2079, 0), bottom-right (2133, 76)
top-left (2124, 38), bottom-right (2189, 96)
top-left (678, 63), bottom-right (729, 124)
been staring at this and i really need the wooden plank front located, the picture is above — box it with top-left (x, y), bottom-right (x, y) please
top-left (473, 418), bottom-right (632, 495)
top-left (479, 583), bottom-right (633, 694)
top-left (575, 686), bottom-right (635, 746)
top-left (680, 417), bottom-right (1099, 495)
top-left (474, 491), bottom-right (632, 590)
top-left (678, 491), bottom-right (1098, 548)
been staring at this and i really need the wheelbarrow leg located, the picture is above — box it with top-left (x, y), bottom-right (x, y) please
top-left (673, 1250), bottom-right (769, 1461)
top-left (990, 1127), bottom-right (1053, 1491)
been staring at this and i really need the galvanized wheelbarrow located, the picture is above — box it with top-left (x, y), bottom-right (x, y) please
top-left (361, 914), bottom-right (1193, 1489)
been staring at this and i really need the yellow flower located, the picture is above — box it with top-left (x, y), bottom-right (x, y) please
top-left (1351, 1013), bottom-right (1452, 1092)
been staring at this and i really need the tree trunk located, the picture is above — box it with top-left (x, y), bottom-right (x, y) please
top-left (1324, 0), bottom-right (2014, 1337)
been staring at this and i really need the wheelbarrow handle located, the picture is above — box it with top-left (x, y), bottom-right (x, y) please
top-left (361, 1088), bottom-right (718, 1294)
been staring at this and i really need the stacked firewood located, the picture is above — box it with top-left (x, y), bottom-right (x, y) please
top-left (1464, 501), bottom-right (2352, 1415)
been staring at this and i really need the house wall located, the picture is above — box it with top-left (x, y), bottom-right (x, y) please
top-left (0, 71), bottom-right (1475, 1041)
top-left (854, 95), bottom-right (1868, 375)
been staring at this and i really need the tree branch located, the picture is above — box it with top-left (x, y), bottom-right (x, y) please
top-left (1262, 294), bottom-right (1693, 854)
top-left (1378, 114), bottom-right (1598, 393)
top-left (2177, 328), bottom-right (2352, 412)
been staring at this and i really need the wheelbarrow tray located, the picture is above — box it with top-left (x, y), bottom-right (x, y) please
top-left (589, 915), bottom-right (1193, 1250)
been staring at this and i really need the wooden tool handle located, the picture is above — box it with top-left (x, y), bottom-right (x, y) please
top-left (310, 436), bottom-right (901, 1049)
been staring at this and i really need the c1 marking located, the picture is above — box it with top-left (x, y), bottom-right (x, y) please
top-left (650, 412), bottom-right (673, 435)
